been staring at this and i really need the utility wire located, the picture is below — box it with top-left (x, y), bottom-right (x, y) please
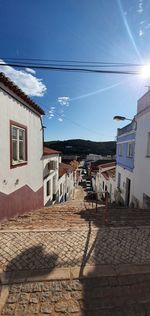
top-left (0, 56), bottom-right (143, 67)
top-left (0, 62), bottom-right (140, 75)
top-left (45, 106), bottom-right (101, 137)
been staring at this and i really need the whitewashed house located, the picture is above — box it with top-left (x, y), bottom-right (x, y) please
top-left (43, 147), bottom-right (61, 206)
top-left (95, 162), bottom-right (116, 202)
top-left (0, 72), bottom-right (44, 220)
top-left (133, 90), bottom-right (150, 208)
top-left (59, 163), bottom-right (74, 202)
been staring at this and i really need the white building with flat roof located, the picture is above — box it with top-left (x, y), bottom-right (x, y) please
top-left (133, 90), bottom-right (150, 208)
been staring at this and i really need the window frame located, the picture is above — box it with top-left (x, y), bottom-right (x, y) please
top-left (10, 120), bottom-right (27, 168)
top-left (127, 141), bottom-right (134, 158)
top-left (118, 143), bottom-right (123, 157)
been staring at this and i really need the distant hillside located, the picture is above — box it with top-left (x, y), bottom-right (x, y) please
top-left (44, 139), bottom-right (116, 156)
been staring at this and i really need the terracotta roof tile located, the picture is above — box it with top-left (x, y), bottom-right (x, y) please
top-left (59, 162), bottom-right (74, 178)
top-left (99, 162), bottom-right (116, 169)
top-left (101, 167), bottom-right (116, 180)
top-left (0, 72), bottom-right (45, 116)
top-left (43, 147), bottom-right (61, 156)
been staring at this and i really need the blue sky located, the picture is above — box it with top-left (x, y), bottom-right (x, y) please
top-left (0, 0), bottom-right (150, 141)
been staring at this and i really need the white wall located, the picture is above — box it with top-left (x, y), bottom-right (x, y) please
top-left (95, 167), bottom-right (116, 203)
top-left (58, 171), bottom-right (74, 203)
top-left (116, 165), bottom-right (134, 205)
top-left (43, 155), bottom-right (59, 205)
top-left (0, 84), bottom-right (43, 195)
top-left (59, 174), bottom-right (66, 202)
top-left (108, 177), bottom-right (116, 203)
top-left (134, 111), bottom-right (150, 208)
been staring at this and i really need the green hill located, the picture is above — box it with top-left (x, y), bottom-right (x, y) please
top-left (44, 139), bottom-right (116, 156)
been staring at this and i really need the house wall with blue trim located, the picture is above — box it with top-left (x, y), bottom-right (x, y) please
top-left (116, 132), bottom-right (136, 171)
top-left (115, 121), bottom-right (136, 206)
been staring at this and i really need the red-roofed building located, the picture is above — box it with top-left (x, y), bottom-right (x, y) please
top-left (93, 162), bottom-right (116, 203)
top-left (43, 147), bottom-right (61, 206)
top-left (43, 147), bottom-right (61, 156)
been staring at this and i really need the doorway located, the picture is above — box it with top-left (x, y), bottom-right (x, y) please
top-left (125, 178), bottom-right (131, 206)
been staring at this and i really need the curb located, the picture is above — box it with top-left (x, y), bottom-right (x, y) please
top-left (1, 263), bottom-right (150, 284)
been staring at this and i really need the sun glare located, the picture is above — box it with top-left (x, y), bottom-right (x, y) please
top-left (140, 65), bottom-right (150, 79)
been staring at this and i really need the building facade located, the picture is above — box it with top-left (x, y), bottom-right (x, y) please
top-left (94, 162), bottom-right (116, 202)
top-left (43, 147), bottom-right (61, 206)
top-left (133, 90), bottom-right (150, 208)
top-left (59, 163), bottom-right (74, 203)
top-left (116, 120), bottom-right (136, 206)
top-left (0, 73), bottom-right (44, 220)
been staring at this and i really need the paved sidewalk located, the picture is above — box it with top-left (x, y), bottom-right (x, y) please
top-left (1, 187), bottom-right (150, 315)
top-left (1, 227), bottom-right (150, 274)
top-left (2, 274), bottom-right (150, 315)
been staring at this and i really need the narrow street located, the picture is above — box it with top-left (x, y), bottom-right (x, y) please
top-left (1, 187), bottom-right (150, 315)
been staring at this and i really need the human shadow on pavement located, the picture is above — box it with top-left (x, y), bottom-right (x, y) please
top-left (4, 245), bottom-right (58, 280)
top-left (78, 204), bottom-right (150, 316)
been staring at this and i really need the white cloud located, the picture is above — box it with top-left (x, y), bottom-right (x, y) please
top-left (0, 59), bottom-right (47, 97)
top-left (139, 29), bottom-right (144, 36)
top-left (58, 117), bottom-right (63, 122)
top-left (48, 106), bottom-right (56, 119)
top-left (25, 67), bottom-right (36, 74)
top-left (137, 0), bottom-right (143, 13)
top-left (57, 96), bottom-right (70, 106)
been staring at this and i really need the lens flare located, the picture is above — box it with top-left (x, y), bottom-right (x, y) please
top-left (140, 65), bottom-right (150, 78)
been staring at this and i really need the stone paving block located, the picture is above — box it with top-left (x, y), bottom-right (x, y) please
top-left (40, 302), bottom-right (53, 314)
top-left (27, 303), bottom-right (40, 314)
top-left (39, 291), bottom-right (52, 302)
top-left (55, 301), bottom-right (68, 312)
top-left (2, 303), bottom-right (16, 315)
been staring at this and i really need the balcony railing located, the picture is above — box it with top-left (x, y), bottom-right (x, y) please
top-left (117, 120), bottom-right (136, 136)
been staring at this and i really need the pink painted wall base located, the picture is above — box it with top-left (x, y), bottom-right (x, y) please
top-left (0, 185), bottom-right (44, 221)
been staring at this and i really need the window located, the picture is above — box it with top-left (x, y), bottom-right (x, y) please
top-left (118, 144), bottom-right (123, 156)
top-left (147, 132), bottom-right (150, 157)
top-left (46, 180), bottom-right (50, 196)
top-left (10, 121), bottom-right (27, 167)
top-left (118, 172), bottom-right (121, 188)
top-left (127, 142), bottom-right (134, 157)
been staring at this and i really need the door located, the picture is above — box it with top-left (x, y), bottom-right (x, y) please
top-left (125, 178), bottom-right (131, 206)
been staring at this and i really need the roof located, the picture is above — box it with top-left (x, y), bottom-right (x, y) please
top-left (43, 147), bottom-right (61, 156)
top-left (101, 167), bottom-right (116, 180)
top-left (99, 161), bottom-right (116, 170)
top-left (0, 72), bottom-right (45, 116)
top-left (59, 162), bottom-right (74, 178)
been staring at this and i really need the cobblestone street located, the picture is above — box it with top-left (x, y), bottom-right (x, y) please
top-left (1, 227), bottom-right (150, 273)
top-left (1, 188), bottom-right (150, 315)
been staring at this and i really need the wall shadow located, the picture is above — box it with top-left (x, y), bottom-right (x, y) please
top-left (78, 204), bottom-right (150, 315)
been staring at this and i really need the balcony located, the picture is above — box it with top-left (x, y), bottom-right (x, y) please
top-left (117, 120), bottom-right (136, 136)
